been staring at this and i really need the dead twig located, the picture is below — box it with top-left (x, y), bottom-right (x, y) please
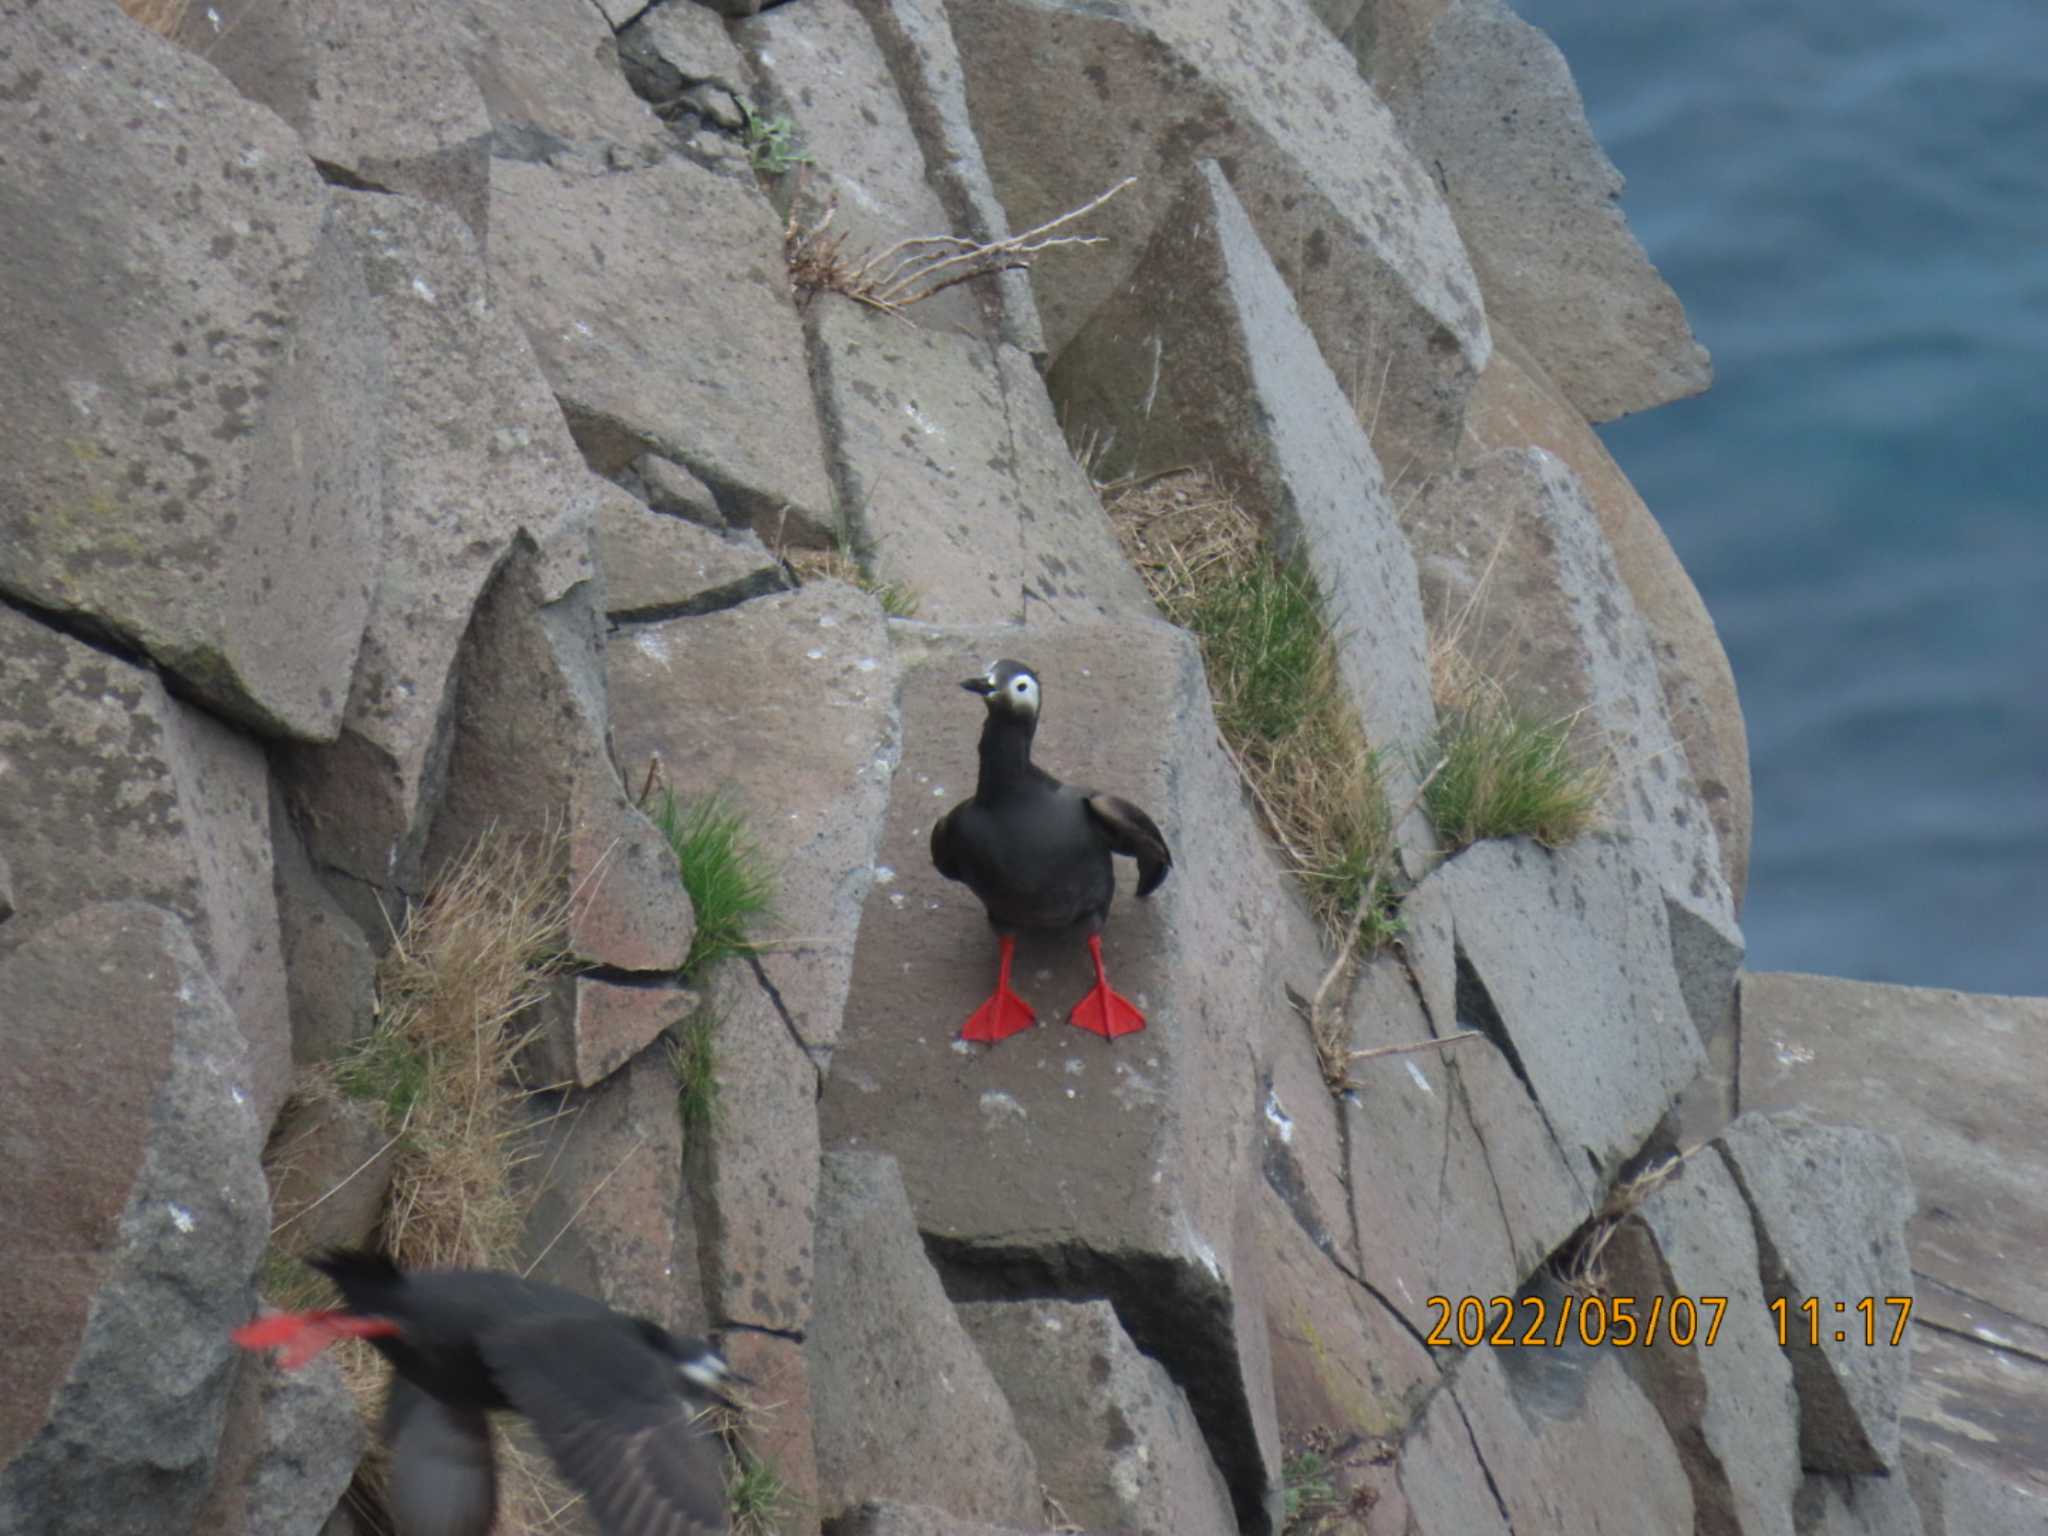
top-left (1344, 1029), bottom-right (1485, 1065)
top-left (787, 177), bottom-right (1136, 314)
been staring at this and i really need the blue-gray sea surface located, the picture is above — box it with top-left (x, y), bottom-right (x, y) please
top-left (1510, 0), bottom-right (2047, 997)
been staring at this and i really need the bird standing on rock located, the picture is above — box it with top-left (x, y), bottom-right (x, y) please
top-left (233, 1249), bottom-right (738, 1536)
top-left (929, 659), bottom-right (1172, 1043)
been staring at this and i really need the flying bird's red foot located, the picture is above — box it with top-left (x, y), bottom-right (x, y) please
top-left (961, 934), bottom-right (1038, 1044)
top-left (232, 1309), bottom-right (402, 1369)
top-left (1068, 934), bottom-right (1146, 1039)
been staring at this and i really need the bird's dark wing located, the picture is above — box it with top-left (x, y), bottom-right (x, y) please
top-left (478, 1317), bottom-right (729, 1536)
top-left (930, 802), bottom-right (964, 883)
top-left (383, 1376), bottom-right (497, 1536)
top-left (1085, 794), bottom-right (1172, 897)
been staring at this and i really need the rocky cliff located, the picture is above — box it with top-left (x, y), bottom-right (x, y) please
top-left (1, 0), bottom-right (2038, 1533)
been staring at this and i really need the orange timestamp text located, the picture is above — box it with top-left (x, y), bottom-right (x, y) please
top-left (1424, 1293), bottom-right (1727, 1349)
top-left (1769, 1295), bottom-right (1913, 1347)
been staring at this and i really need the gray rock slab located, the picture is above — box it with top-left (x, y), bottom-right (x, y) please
top-left (807, 305), bottom-right (1153, 626)
top-left (421, 550), bottom-right (694, 1072)
top-left (809, 307), bottom-right (1017, 621)
top-left (810, 1153), bottom-right (1042, 1525)
top-left (1255, 1181), bottom-right (1437, 1447)
top-left (1454, 1343), bottom-right (1696, 1536)
top-left (1403, 447), bottom-right (1743, 1048)
top-left (1899, 1321), bottom-right (2048, 1503)
top-left (691, 965), bottom-right (822, 1334)
top-left (268, 786), bottom-right (377, 1066)
top-left (846, 0), bottom-right (1045, 354)
top-left (620, 0), bottom-right (753, 103)
top-left (1000, 344), bottom-right (1160, 627)
top-left (822, 621), bottom-right (1305, 1530)
top-left (276, 191), bottom-right (605, 905)
top-left (553, 975), bottom-right (699, 1088)
top-left (0, 606), bottom-right (292, 1126)
top-left (608, 581), bottom-right (901, 1062)
top-left (1437, 837), bottom-right (1707, 1178)
top-left (0, 903), bottom-right (269, 1532)
top-left (599, 495), bottom-right (793, 622)
top-left (265, 1093), bottom-right (396, 1258)
top-left (173, 0), bottom-right (493, 242)
top-left (1357, 0), bottom-right (1709, 420)
top-left (1740, 973), bottom-right (2048, 1351)
top-left (1604, 1154), bottom-right (1800, 1536)
top-left (959, 1298), bottom-right (1238, 1536)
top-left (721, 1329), bottom-right (823, 1536)
top-left (1716, 1112), bottom-right (1916, 1475)
top-left (738, 0), bottom-right (985, 338)
top-left (199, 1355), bottom-right (363, 1536)
top-left (518, 1044), bottom-right (694, 1332)
top-left (1793, 1474), bottom-right (1926, 1536)
top-left (1342, 951), bottom-right (1559, 1333)
top-left (1398, 1385), bottom-right (1513, 1536)
top-left (948, 0), bottom-right (1489, 477)
top-left (1464, 323), bottom-right (1751, 909)
top-left (488, 155), bottom-right (837, 542)
top-left (449, 0), bottom-right (671, 160)
top-left (1050, 160), bottom-right (1439, 830)
top-left (1, 0), bottom-right (382, 741)
top-left (1905, 1442), bottom-right (2048, 1535)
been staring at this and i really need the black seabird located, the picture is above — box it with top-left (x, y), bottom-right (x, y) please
top-left (233, 1250), bottom-right (737, 1536)
top-left (929, 658), bottom-right (1172, 1043)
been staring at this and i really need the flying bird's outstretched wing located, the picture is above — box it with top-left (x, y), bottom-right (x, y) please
top-left (384, 1375), bottom-right (497, 1536)
top-left (479, 1316), bottom-right (730, 1536)
top-left (1085, 794), bottom-right (1173, 897)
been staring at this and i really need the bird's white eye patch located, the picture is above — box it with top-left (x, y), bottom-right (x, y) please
top-left (680, 1355), bottom-right (730, 1391)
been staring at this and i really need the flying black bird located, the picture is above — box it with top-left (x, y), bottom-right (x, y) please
top-left (929, 658), bottom-right (1172, 1043)
top-left (233, 1250), bottom-right (737, 1536)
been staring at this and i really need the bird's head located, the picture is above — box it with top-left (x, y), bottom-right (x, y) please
top-left (646, 1327), bottom-right (749, 1406)
top-left (963, 659), bottom-right (1041, 720)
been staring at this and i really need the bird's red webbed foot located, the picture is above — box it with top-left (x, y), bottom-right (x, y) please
top-left (1067, 934), bottom-right (1146, 1039)
top-left (961, 934), bottom-right (1038, 1044)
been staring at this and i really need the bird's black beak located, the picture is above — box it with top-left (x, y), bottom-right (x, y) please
top-left (961, 676), bottom-right (994, 696)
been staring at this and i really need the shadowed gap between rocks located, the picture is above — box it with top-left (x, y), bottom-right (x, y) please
top-left (921, 1234), bottom-right (1273, 1535)
top-left (604, 563), bottom-right (797, 627)
top-left (0, 584), bottom-right (231, 711)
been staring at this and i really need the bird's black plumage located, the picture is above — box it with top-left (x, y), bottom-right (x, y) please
top-left (296, 1250), bottom-right (734, 1536)
top-left (930, 660), bottom-right (1171, 932)
top-left (930, 660), bottom-right (1171, 1041)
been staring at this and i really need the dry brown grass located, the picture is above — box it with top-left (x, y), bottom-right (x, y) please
top-left (363, 824), bottom-right (571, 1269)
top-left (257, 825), bottom-right (585, 1534)
top-left (1549, 1146), bottom-right (1698, 1298)
top-left (785, 176), bottom-right (1134, 316)
top-left (116, 0), bottom-right (187, 37)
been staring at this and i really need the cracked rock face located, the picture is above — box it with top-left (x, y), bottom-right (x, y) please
top-left (958, 1297), bottom-right (1239, 1536)
top-left (949, 0), bottom-right (1489, 476)
top-left (809, 1154), bottom-right (1043, 1525)
top-left (1, 0), bottom-right (383, 742)
top-left (0, 903), bottom-right (269, 1533)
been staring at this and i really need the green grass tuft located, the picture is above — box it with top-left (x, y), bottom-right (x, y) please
top-left (739, 103), bottom-right (810, 177)
top-left (648, 789), bottom-right (777, 978)
top-left (1110, 475), bottom-right (1400, 944)
top-left (1281, 1450), bottom-right (1339, 1530)
top-left (668, 1001), bottom-right (722, 1148)
top-left (1419, 701), bottom-right (1607, 853)
top-left (728, 1450), bottom-right (791, 1535)
top-left (333, 1026), bottom-right (432, 1125)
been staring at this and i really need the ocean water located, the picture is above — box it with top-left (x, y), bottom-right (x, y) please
top-left (1509, 0), bottom-right (2048, 997)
